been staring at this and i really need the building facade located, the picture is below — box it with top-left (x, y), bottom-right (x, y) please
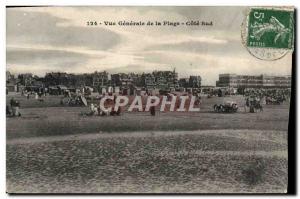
top-left (9, 68), bottom-right (203, 94)
top-left (152, 69), bottom-right (179, 90)
top-left (111, 73), bottom-right (134, 87)
top-left (142, 73), bottom-right (156, 89)
top-left (179, 76), bottom-right (202, 88)
top-left (179, 78), bottom-right (189, 88)
top-left (92, 71), bottom-right (110, 91)
top-left (189, 76), bottom-right (202, 88)
top-left (216, 74), bottom-right (291, 88)
top-left (6, 71), bottom-right (17, 92)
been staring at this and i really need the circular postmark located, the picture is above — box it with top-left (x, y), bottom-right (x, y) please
top-left (241, 7), bottom-right (294, 61)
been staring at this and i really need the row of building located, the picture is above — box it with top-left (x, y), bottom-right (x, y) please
top-left (7, 70), bottom-right (292, 94)
top-left (216, 74), bottom-right (291, 88)
top-left (6, 70), bottom-right (202, 93)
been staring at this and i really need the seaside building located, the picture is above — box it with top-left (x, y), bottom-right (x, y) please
top-left (216, 74), bottom-right (291, 88)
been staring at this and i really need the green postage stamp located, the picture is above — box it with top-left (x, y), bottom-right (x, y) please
top-left (241, 7), bottom-right (294, 60)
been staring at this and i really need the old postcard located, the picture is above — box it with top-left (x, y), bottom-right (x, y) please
top-left (6, 6), bottom-right (294, 193)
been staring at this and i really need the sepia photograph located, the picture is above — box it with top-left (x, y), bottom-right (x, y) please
top-left (6, 6), bottom-right (294, 193)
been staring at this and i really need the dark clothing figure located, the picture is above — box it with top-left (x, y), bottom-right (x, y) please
top-left (10, 98), bottom-right (16, 107)
top-left (6, 105), bottom-right (11, 115)
top-left (116, 107), bottom-right (121, 116)
top-left (150, 106), bottom-right (155, 116)
top-left (250, 106), bottom-right (255, 113)
top-left (246, 98), bottom-right (249, 107)
top-left (10, 98), bottom-right (21, 117)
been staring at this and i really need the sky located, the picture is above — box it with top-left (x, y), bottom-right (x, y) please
top-left (6, 6), bottom-right (292, 85)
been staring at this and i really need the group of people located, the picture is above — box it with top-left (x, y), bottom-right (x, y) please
top-left (22, 90), bottom-right (45, 102)
top-left (87, 94), bottom-right (157, 116)
top-left (244, 95), bottom-right (263, 112)
top-left (88, 95), bottom-right (119, 116)
top-left (88, 102), bottom-right (122, 116)
top-left (243, 88), bottom-right (290, 112)
top-left (7, 90), bottom-right (48, 117)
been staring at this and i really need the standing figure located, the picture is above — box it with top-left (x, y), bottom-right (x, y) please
top-left (35, 92), bottom-right (39, 100)
top-left (150, 106), bottom-right (155, 116)
top-left (10, 97), bottom-right (21, 117)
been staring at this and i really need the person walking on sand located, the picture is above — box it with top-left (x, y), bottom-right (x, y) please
top-left (10, 97), bottom-right (16, 116)
top-left (244, 97), bottom-right (249, 112)
top-left (10, 97), bottom-right (21, 117)
top-left (14, 99), bottom-right (21, 116)
top-left (35, 92), bottom-right (39, 100)
top-left (150, 105), bottom-right (155, 116)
